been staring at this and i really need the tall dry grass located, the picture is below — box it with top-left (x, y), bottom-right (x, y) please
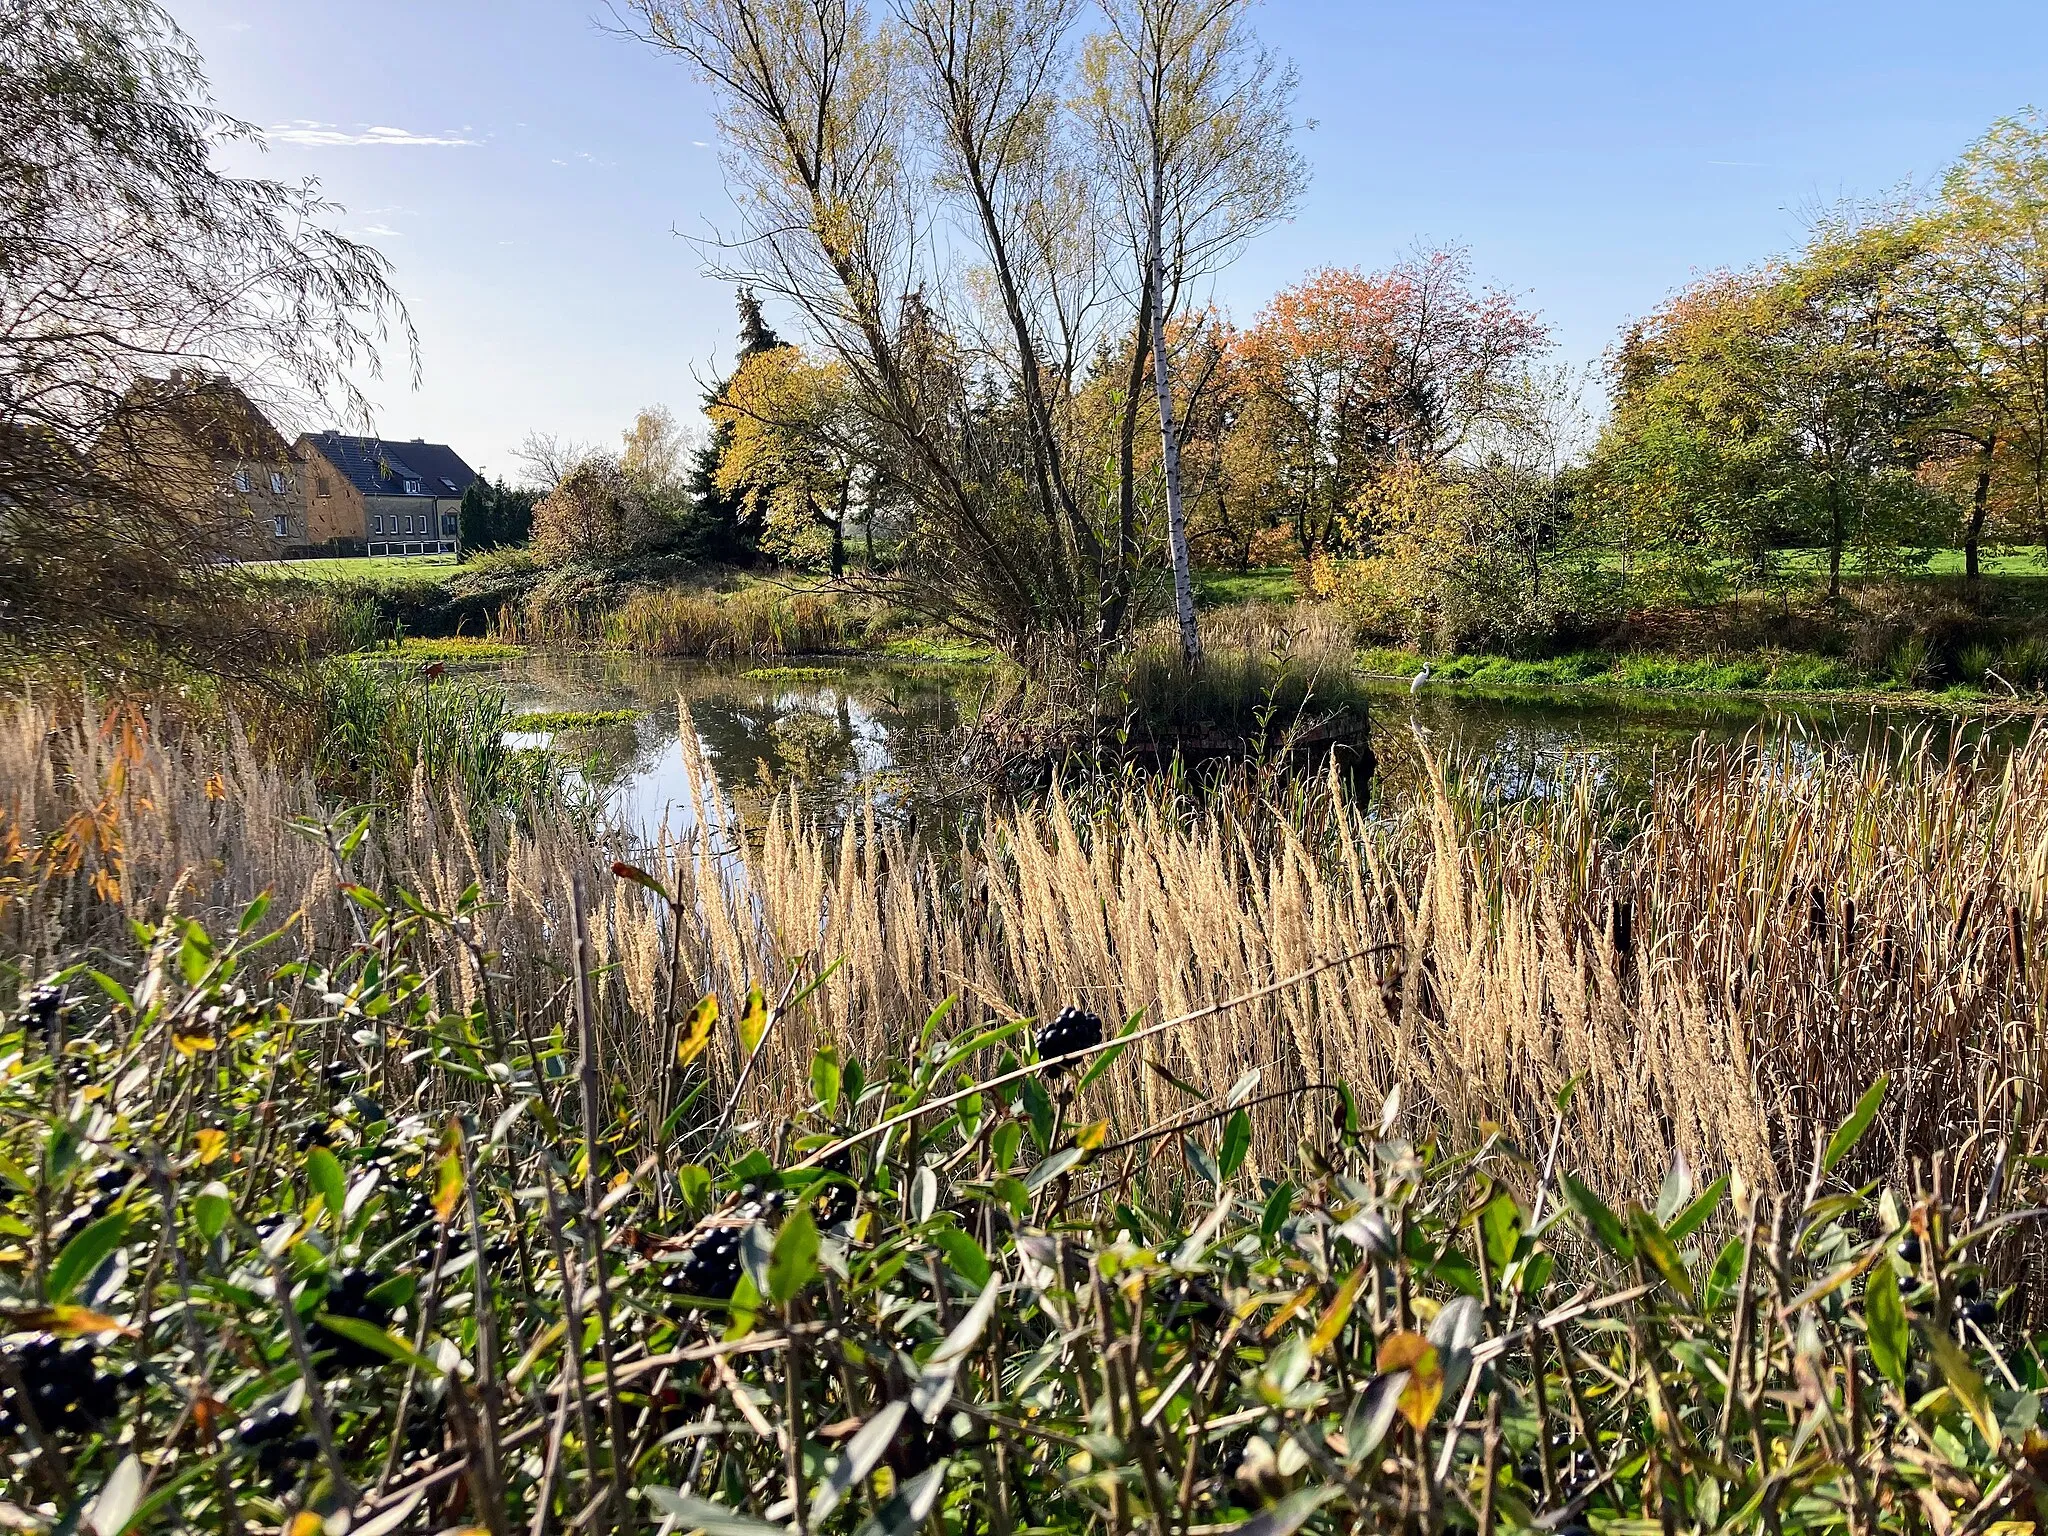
top-left (5, 692), bottom-right (2042, 1197)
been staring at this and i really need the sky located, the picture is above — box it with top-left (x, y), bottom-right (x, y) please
top-left (176, 0), bottom-right (2048, 483)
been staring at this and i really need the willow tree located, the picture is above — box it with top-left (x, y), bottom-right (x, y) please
top-left (1, 0), bottom-right (412, 679)
top-left (626, 0), bottom-right (1300, 695)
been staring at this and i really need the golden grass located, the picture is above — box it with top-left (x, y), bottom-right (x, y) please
top-left (5, 692), bottom-right (2040, 1197)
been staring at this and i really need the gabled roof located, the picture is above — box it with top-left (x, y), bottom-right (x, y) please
top-left (123, 374), bottom-right (293, 463)
top-left (300, 432), bottom-right (478, 499)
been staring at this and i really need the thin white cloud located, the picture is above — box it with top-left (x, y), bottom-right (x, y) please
top-left (358, 224), bottom-right (403, 238)
top-left (692, 140), bottom-right (709, 148)
top-left (266, 120), bottom-right (479, 148)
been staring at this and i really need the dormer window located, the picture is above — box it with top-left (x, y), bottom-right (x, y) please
top-left (404, 478), bottom-right (423, 495)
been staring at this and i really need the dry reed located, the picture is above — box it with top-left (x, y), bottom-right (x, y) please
top-left (5, 693), bottom-right (2041, 1198)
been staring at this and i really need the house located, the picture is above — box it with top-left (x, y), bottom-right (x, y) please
top-left (100, 373), bottom-right (307, 556)
top-left (297, 433), bottom-right (479, 556)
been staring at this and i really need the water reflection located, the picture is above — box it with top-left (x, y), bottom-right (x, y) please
top-left (492, 653), bottom-right (2020, 842)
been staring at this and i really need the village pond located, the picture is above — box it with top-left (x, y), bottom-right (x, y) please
top-left (489, 651), bottom-right (2028, 847)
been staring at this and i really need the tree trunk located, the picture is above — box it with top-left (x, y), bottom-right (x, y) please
top-left (1827, 487), bottom-right (1844, 601)
top-left (1149, 165), bottom-right (1201, 671)
top-left (1966, 433), bottom-right (1996, 586)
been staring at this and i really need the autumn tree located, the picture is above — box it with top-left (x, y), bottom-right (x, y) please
top-left (1596, 217), bottom-right (1953, 601)
top-left (1234, 251), bottom-right (1548, 560)
top-left (1916, 111), bottom-right (2048, 579)
top-left (531, 456), bottom-right (667, 567)
top-left (711, 346), bottom-right (865, 578)
top-left (625, 0), bottom-right (1301, 695)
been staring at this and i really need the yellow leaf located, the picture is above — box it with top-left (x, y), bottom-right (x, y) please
top-left (3, 1305), bottom-right (138, 1338)
top-left (1261, 1283), bottom-right (1320, 1340)
top-left (1310, 1266), bottom-right (1367, 1356)
top-left (738, 986), bottom-right (768, 1055)
top-left (195, 1128), bottom-right (227, 1164)
top-left (676, 994), bottom-right (718, 1067)
top-left (287, 1513), bottom-right (323, 1536)
top-left (170, 1030), bottom-right (217, 1059)
top-left (432, 1116), bottom-right (465, 1224)
top-left (1074, 1120), bottom-right (1110, 1152)
top-left (1377, 1330), bottom-right (1443, 1431)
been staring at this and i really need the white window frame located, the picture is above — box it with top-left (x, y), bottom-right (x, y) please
top-left (233, 469), bottom-right (252, 493)
top-left (269, 471), bottom-right (287, 495)
top-left (273, 514), bottom-right (290, 539)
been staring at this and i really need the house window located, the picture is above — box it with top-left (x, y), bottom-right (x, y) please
top-left (316, 475), bottom-right (331, 498)
top-left (442, 513), bottom-right (458, 535)
top-left (371, 515), bottom-right (382, 533)
top-left (270, 471), bottom-right (287, 495)
top-left (404, 479), bottom-right (422, 495)
top-left (233, 469), bottom-right (252, 493)
top-left (273, 515), bottom-right (290, 539)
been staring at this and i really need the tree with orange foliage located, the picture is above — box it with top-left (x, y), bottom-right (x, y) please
top-left (1233, 248), bottom-right (1548, 559)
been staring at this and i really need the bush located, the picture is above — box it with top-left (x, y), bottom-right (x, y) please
top-left (1, 892), bottom-right (2030, 1536)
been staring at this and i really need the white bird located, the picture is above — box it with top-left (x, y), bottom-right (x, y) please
top-left (1410, 662), bottom-right (1432, 694)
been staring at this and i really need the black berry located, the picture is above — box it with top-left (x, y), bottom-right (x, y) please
top-left (1035, 1006), bottom-right (1102, 1075)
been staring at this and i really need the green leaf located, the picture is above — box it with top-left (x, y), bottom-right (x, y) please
top-left (1562, 1175), bottom-right (1633, 1260)
top-left (1023, 1147), bottom-right (1085, 1194)
top-left (1922, 1319), bottom-right (1999, 1446)
top-left (1667, 1174), bottom-right (1730, 1243)
top-left (1228, 1482), bottom-right (1347, 1536)
top-left (1479, 1192), bottom-right (1523, 1274)
top-left (1184, 1137), bottom-right (1220, 1189)
top-left (305, 1148), bottom-right (347, 1223)
top-left (1823, 1075), bottom-right (1890, 1176)
top-left (851, 1460), bottom-right (949, 1536)
top-left (930, 1224), bottom-right (992, 1289)
top-left (1077, 1013), bottom-right (1142, 1093)
top-left (767, 1208), bottom-right (819, 1306)
top-left (1260, 1181), bottom-right (1295, 1242)
top-left (193, 1182), bottom-right (232, 1242)
top-left (1865, 1262), bottom-right (1908, 1388)
top-left (1703, 1236), bottom-right (1746, 1313)
top-left (1655, 1156), bottom-right (1694, 1226)
top-left (1218, 1109), bottom-right (1251, 1180)
top-left (810, 1401), bottom-right (908, 1523)
top-left (86, 1452), bottom-right (142, 1536)
top-left (991, 1121), bottom-right (1022, 1175)
top-left (312, 1312), bottom-right (439, 1374)
top-left (49, 1211), bottom-right (131, 1304)
top-left (642, 1489), bottom-right (790, 1536)
top-left (1020, 1076), bottom-right (1054, 1153)
top-left (1627, 1203), bottom-right (1693, 1304)
top-left (810, 1047), bottom-right (842, 1116)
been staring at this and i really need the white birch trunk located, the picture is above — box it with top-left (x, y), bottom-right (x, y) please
top-left (1149, 162), bottom-right (1202, 670)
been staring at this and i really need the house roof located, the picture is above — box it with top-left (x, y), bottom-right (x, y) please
top-left (122, 374), bottom-right (293, 463)
top-left (300, 432), bottom-right (478, 499)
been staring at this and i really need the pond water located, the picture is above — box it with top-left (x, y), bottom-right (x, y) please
top-left (488, 651), bottom-right (2015, 844)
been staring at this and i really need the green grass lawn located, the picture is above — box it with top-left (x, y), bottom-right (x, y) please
top-left (247, 554), bottom-right (462, 585)
top-left (1193, 565), bottom-right (1298, 606)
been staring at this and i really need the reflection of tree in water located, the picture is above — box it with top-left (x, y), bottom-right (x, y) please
top-left (1364, 684), bottom-right (1998, 818)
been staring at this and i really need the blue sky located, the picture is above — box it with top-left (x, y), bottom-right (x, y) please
top-left (180, 0), bottom-right (2048, 482)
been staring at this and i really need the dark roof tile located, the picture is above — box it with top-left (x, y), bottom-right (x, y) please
top-left (301, 433), bottom-right (477, 498)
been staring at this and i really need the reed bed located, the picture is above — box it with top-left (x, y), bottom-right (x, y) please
top-left (3, 694), bottom-right (2043, 1206)
top-left (486, 584), bottom-right (873, 658)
